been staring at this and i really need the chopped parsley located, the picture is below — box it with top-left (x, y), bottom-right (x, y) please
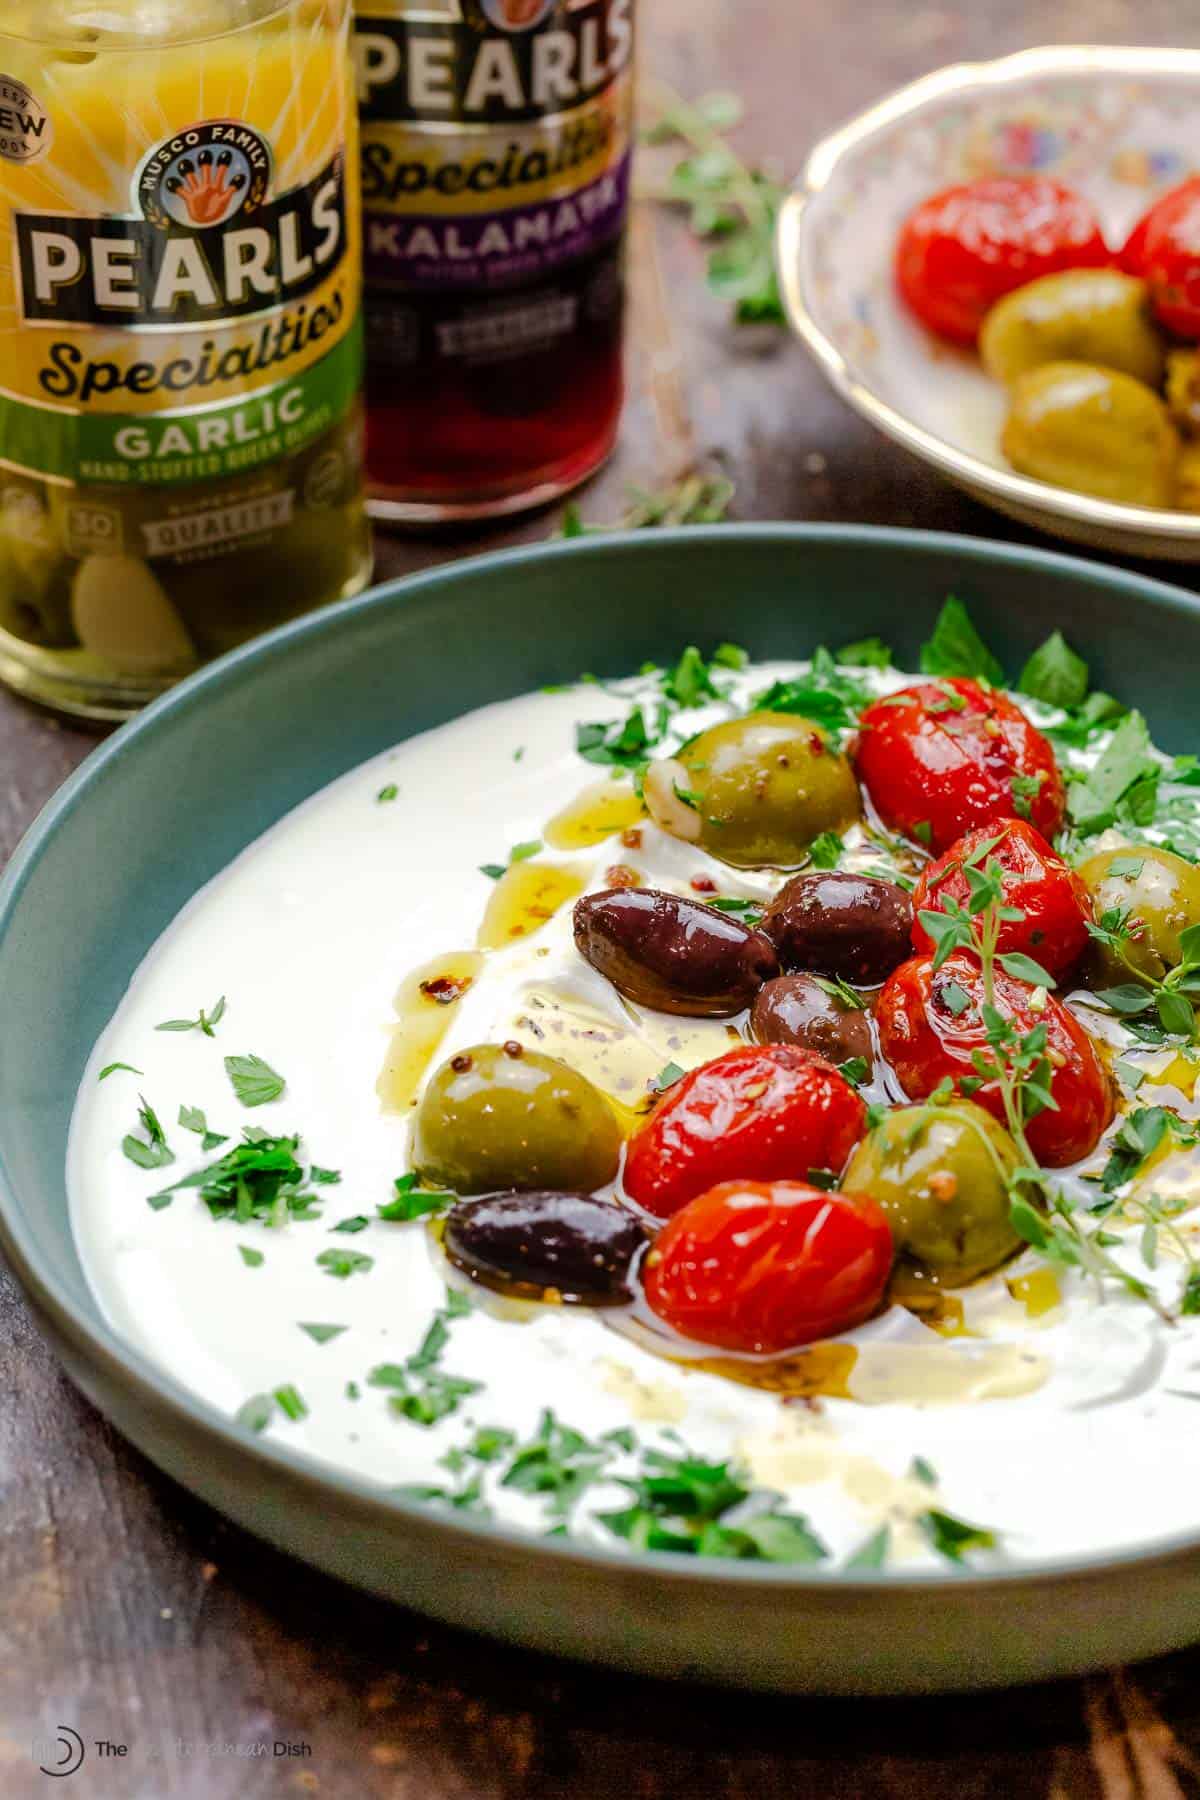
top-left (99, 1061), bottom-right (141, 1081)
top-left (154, 1131), bottom-right (317, 1225)
top-left (1067, 711), bottom-right (1158, 836)
top-left (367, 1292), bottom-right (479, 1426)
top-left (299, 1322), bottom-right (347, 1345)
top-left (122, 1097), bottom-right (175, 1172)
top-left (576, 702), bottom-right (666, 774)
top-left (317, 1247), bottom-right (374, 1279)
top-left (1018, 630), bottom-right (1088, 709)
top-left (919, 596), bottom-right (1004, 685)
top-left (597, 1447), bottom-right (828, 1563)
top-left (237, 1245), bottom-right (264, 1269)
top-left (809, 830), bottom-right (843, 869)
top-left (274, 1384), bottom-right (308, 1422)
top-left (379, 1173), bottom-right (454, 1222)
top-left (376, 783), bottom-right (399, 803)
top-left (836, 635), bottom-right (892, 668)
top-left (156, 995), bottom-right (226, 1037)
top-left (330, 1214), bottom-right (370, 1235)
top-left (224, 1052), bottom-right (286, 1107)
top-left (178, 1104), bottom-right (227, 1153)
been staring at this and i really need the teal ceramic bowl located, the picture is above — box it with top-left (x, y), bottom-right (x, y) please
top-left (5, 525), bottom-right (1200, 1696)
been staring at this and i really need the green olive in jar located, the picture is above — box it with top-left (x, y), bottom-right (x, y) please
top-left (643, 711), bottom-right (861, 869)
top-left (980, 270), bottom-right (1165, 388)
top-left (1078, 845), bottom-right (1200, 984)
top-left (1002, 362), bottom-right (1178, 508)
top-left (841, 1101), bottom-right (1021, 1285)
top-left (412, 1042), bottom-right (623, 1196)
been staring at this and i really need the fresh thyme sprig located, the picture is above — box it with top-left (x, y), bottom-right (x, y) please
top-left (1088, 905), bottom-right (1200, 1043)
top-left (918, 848), bottom-right (1174, 1321)
top-left (638, 83), bottom-right (786, 325)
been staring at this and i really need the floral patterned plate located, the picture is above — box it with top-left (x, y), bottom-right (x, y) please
top-left (777, 46), bottom-right (1200, 560)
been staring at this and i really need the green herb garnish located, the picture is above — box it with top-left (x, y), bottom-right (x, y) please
top-left (299, 1322), bottom-right (347, 1345)
top-left (919, 597), bottom-right (1004, 685)
top-left (317, 1247), bottom-right (374, 1280)
top-left (224, 1052), bottom-right (285, 1107)
top-left (379, 1173), bottom-right (454, 1222)
top-left (99, 1061), bottom-right (141, 1081)
top-left (1018, 631), bottom-right (1088, 709)
top-left (178, 1104), bottom-right (227, 1153)
top-left (122, 1097), bottom-right (175, 1172)
top-left (156, 995), bottom-right (226, 1037)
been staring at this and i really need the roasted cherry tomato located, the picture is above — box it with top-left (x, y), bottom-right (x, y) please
top-left (1121, 178), bottom-right (1200, 339)
top-left (876, 953), bottom-right (1113, 1167)
top-left (911, 818), bottom-right (1092, 978)
top-left (623, 1044), bottom-right (866, 1220)
top-left (895, 177), bottom-right (1110, 345)
top-left (643, 1180), bottom-right (894, 1353)
top-left (855, 678), bottom-right (1065, 854)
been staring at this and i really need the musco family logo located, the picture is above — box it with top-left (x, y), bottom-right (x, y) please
top-left (138, 121), bottom-right (272, 231)
top-left (464, 0), bottom-right (559, 31)
top-left (15, 120), bottom-right (346, 330)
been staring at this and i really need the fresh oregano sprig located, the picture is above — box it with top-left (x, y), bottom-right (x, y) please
top-left (639, 84), bottom-right (786, 325)
top-left (917, 849), bottom-right (1173, 1321)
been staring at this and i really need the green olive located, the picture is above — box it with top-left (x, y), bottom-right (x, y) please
top-left (1002, 362), bottom-right (1178, 508)
top-left (643, 710), bottom-right (861, 869)
top-left (1078, 845), bottom-right (1200, 984)
top-left (980, 271), bottom-right (1165, 388)
top-left (412, 1043), bottom-right (622, 1196)
top-left (841, 1101), bottom-right (1021, 1285)
top-left (1166, 350), bottom-right (1200, 437)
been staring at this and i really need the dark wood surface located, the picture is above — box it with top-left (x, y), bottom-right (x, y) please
top-left (6, 2), bottom-right (1200, 1794)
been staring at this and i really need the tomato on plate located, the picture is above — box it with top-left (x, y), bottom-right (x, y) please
top-left (911, 818), bottom-right (1092, 978)
top-left (623, 1044), bottom-right (866, 1220)
top-left (876, 952), bottom-right (1113, 1167)
top-left (855, 677), bottom-right (1065, 855)
top-left (1121, 178), bottom-right (1200, 339)
top-left (643, 1180), bottom-right (894, 1354)
top-left (895, 177), bottom-right (1111, 344)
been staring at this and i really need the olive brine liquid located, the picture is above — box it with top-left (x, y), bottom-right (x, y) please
top-left (355, 0), bottom-right (634, 521)
top-left (0, 0), bottom-right (371, 719)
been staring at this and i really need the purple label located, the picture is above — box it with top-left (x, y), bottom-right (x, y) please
top-left (363, 152), bottom-right (631, 290)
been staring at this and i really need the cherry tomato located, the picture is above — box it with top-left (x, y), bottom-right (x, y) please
top-left (1121, 178), bottom-right (1200, 338)
top-left (855, 677), bottom-right (1065, 855)
top-left (895, 177), bottom-right (1110, 345)
top-left (911, 818), bottom-right (1092, 978)
top-left (623, 1044), bottom-right (866, 1220)
top-left (643, 1180), bottom-right (894, 1354)
top-left (876, 953), bottom-right (1113, 1167)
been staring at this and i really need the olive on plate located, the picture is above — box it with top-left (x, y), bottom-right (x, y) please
top-left (761, 871), bottom-right (912, 984)
top-left (1078, 844), bottom-right (1200, 985)
top-left (980, 269), bottom-right (1165, 389)
top-left (573, 887), bottom-right (778, 1016)
top-left (413, 1043), bottom-right (622, 1196)
top-left (643, 711), bottom-right (860, 869)
top-left (444, 1190), bottom-right (647, 1304)
top-left (841, 1100), bottom-right (1022, 1285)
top-left (1001, 361), bottom-right (1178, 508)
top-left (751, 973), bottom-right (873, 1068)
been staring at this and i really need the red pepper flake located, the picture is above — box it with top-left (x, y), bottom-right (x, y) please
top-left (808, 733), bottom-right (825, 757)
top-left (620, 827), bottom-right (643, 850)
top-left (419, 974), bottom-right (472, 1006)
top-left (690, 874), bottom-right (718, 893)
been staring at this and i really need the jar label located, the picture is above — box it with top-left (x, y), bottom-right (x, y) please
top-left (355, 0), bottom-right (635, 292)
top-left (0, 23), bottom-right (363, 494)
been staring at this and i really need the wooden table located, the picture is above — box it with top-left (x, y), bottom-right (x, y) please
top-left (6, 2), bottom-right (1200, 1793)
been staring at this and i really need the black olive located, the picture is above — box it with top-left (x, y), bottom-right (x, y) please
top-left (762, 873), bottom-right (913, 984)
top-left (444, 1191), bottom-right (647, 1305)
top-left (573, 887), bottom-right (778, 1016)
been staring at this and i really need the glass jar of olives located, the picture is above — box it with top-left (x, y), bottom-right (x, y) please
top-left (0, 0), bottom-right (372, 719)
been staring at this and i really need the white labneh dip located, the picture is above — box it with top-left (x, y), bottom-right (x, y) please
top-left (68, 657), bottom-right (1200, 1572)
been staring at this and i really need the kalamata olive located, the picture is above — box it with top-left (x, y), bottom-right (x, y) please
top-left (761, 873), bottom-right (913, 984)
top-left (444, 1190), bottom-right (647, 1304)
top-left (573, 887), bottom-right (779, 1016)
top-left (751, 974), bottom-right (873, 1067)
